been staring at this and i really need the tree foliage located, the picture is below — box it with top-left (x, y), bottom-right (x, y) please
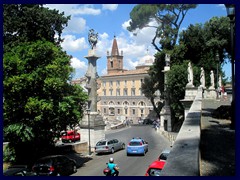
top-left (179, 16), bottom-right (231, 84)
top-left (127, 4), bottom-right (197, 51)
top-left (3, 4), bottom-right (87, 164)
top-left (3, 4), bottom-right (70, 49)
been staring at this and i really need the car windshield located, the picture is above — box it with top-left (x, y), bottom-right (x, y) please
top-left (148, 168), bottom-right (162, 176)
top-left (96, 141), bottom-right (106, 146)
top-left (129, 141), bottom-right (142, 146)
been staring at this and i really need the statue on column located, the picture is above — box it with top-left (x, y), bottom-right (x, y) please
top-left (209, 70), bottom-right (215, 89)
top-left (88, 29), bottom-right (98, 49)
top-left (187, 62), bottom-right (194, 87)
top-left (200, 67), bottom-right (205, 88)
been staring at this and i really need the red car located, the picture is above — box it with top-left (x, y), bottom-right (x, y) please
top-left (61, 130), bottom-right (80, 143)
top-left (145, 160), bottom-right (165, 176)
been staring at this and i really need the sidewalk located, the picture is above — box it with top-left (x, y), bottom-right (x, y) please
top-left (200, 97), bottom-right (235, 176)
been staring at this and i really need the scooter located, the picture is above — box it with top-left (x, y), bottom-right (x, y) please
top-left (103, 163), bottom-right (119, 176)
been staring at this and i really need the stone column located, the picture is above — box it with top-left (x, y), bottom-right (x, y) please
top-left (80, 49), bottom-right (105, 153)
top-left (160, 54), bottom-right (172, 132)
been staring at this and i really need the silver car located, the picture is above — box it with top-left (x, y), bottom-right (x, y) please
top-left (95, 139), bottom-right (125, 154)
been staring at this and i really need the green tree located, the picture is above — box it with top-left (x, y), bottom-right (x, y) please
top-left (127, 4), bottom-right (197, 51)
top-left (3, 4), bottom-right (70, 49)
top-left (179, 16), bottom-right (231, 85)
top-left (3, 4), bottom-right (87, 164)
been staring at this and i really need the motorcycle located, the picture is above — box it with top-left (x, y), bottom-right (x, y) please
top-left (103, 163), bottom-right (119, 176)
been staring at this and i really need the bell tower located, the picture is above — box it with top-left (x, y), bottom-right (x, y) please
top-left (107, 36), bottom-right (123, 74)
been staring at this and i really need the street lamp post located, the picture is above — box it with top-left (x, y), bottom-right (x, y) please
top-left (216, 53), bottom-right (219, 99)
top-left (225, 4), bottom-right (235, 129)
top-left (86, 108), bottom-right (91, 155)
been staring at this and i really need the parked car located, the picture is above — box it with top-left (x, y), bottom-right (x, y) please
top-left (32, 155), bottom-right (77, 176)
top-left (126, 137), bottom-right (148, 156)
top-left (61, 130), bottom-right (80, 143)
top-left (158, 149), bottom-right (171, 161)
top-left (95, 139), bottom-right (125, 154)
top-left (145, 160), bottom-right (165, 176)
top-left (3, 165), bottom-right (37, 176)
top-left (143, 118), bottom-right (154, 125)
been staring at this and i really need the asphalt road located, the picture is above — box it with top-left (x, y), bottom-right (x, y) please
top-left (72, 125), bottom-right (171, 176)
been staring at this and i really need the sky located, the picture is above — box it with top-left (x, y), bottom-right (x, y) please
top-left (44, 4), bottom-right (231, 80)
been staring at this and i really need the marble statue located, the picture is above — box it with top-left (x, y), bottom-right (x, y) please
top-left (200, 67), bottom-right (205, 88)
top-left (187, 62), bottom-right (194, 87)
top-left (210, 70), bottom-right (215, 89)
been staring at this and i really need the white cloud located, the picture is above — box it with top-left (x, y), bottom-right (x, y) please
top-left (44, 4), bottom-right (101, 16)
top-left (124, 58), bottom-right (139, 70)
top-left (64, 17), bottom-right (87, 34)
top-left (71, 57), bottom-right (87, 69)
top-left (70, 4), bottom-right (101, 15)
top-left (61, 35), bottom-right (88, 52)
top-left (122, 20), bottom-right (131, 30)
top-left (102, 4), bottom-right (118, 11)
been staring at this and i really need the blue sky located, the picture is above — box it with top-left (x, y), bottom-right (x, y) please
top-left (44, 4), bottom-right (231, 80)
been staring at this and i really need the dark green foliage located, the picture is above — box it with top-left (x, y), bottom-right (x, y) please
top-left (3, 4), bottom-right (70, 49)
top-left (3, 4), bottom-right (87, 164)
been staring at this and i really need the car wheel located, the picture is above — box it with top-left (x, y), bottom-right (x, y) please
top-left (122, 144), bottom-right (125, 150)
top-left (111, 148), bottom-right (114, 154)
top-left (56, 173), bottom-right (61, 176)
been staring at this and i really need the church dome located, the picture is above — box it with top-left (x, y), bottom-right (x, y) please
top-left (137, 54), bottom-right (154, 66)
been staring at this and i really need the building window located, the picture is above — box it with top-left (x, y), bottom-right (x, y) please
top-left (124, 80), bottom-right (127, 87)
top-left (104, 108), bottom-right (106, 114)
top-left (109, 107), bottom-right (115, 115)
top-left (116, 80), bottom-right (120, 87)
top-left (116, 89), bottom-right (120, 96)
top-left (131, 89), bottom-right (135, 96)
top-left (110, 61), bottom-right (113, 68)
top-left (132, 109), bottom-right (135, 115)
top-left (124, 89), bottom-right (128, 96)
top-left (109, 81), bottom-right (113, 87)
top-left (110, 89), bottom-right (113, 96)
top-left (103, 81), bottom-right (106, 87)
top-left (103, 90), bottom-right (106, 96)
top-left (117, 109), bottom-right (120, 114)
top-left (132, 80), bottom-right (135, 87)
top-left (125, 108), bottom-right (128, 115)
top-left (133, 102), bottom-right (135, 105)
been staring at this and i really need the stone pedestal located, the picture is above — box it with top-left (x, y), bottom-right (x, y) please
top-left (160, 105), bottom-right (172, 131)
top-left (180, 87), bottom-right (198, 120)
top-left (185, 86), bottom-right (198, 100)
top-left (204, 88), bottom-right (217, 99)
top-left (80, 112), bottom-right (105, 152)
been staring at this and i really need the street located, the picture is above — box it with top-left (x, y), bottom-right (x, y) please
top-left (72, 125), bottom-right (171, 176)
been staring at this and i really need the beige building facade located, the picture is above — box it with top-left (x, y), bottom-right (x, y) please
top-left (98, 36), bottom-right (158, 122)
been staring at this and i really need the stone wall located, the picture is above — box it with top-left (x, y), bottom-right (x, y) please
top-left (160, 89), bottom-right (202, 176)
